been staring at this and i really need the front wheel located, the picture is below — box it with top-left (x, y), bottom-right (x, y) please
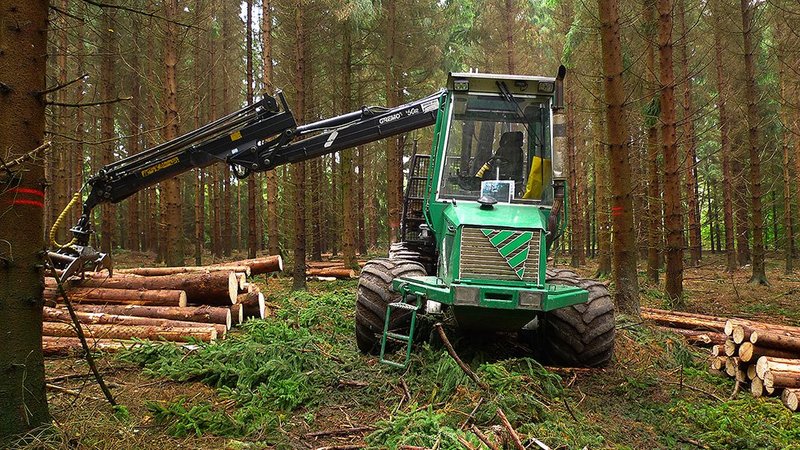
top-left (355, 258), bottom-right (426, 354)
top-left (540, 269), bottom-right (616, 367)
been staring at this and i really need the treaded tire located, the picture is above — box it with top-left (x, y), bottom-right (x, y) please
top-left (355, 258), bottom-right (426, 354)
top-left (389, 241), bottom-right (437, 275)
top-left (542, 269), bottom-right (615, 367)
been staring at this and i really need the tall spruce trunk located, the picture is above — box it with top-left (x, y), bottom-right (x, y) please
top-left (593, 78), bottom-right (612, 278)
top-left (221, 2), bottom-right (233, 257)
top-left (99, 8), bottom-right (116, 254)
top-left (384, 0), bottom-right (401, 244)
top-left (597, 0), bottom-right (640, 314)
top-left (644, 0), bottom-right (661, 284)
top-left (72, 14), bottom-right (85, 228)
top-left (261, 0), bottom-right (279, 256)
top-left (739, 0), bottom-right (767, 285)
top-left (504, 0), bottom-right (516, 73)
top-left (678, 0), bottom-right (701, 266)
top-left (163, 0), bottom-right (182, 266)
top-left (246, 0), bottom-right (257, 259)
top-left (292, 1), bottom-right (307, 290)
top-left (778, 35), bottom-right (793, 273)
top-left (127, 50), bottom-right (141, 252)
top-left (341, 24), bottom-right (358, 269)
top-left (0, 0), bottom-right (51, 439)
top-left (711, 0), bottom-right (738, 272)
top-left (192, 4), bottom-right (203, 265)
top-left (658, 0), bottom-right (684, 303)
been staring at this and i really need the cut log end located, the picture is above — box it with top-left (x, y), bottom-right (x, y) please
top-left (179, 291), bottom-right (187, 308)
top-left (782, 388), bottom-right (800, 411)
top-left (228, 272), bottom-right (238, 304)
top-left (258, 292), bottom-right (265, 319)
top-left (732, 325), bottom-right (749, 345)
top-left (724, 339), bottom-right (738, 357)
top-left (751, 376), bottom-right (765, 398)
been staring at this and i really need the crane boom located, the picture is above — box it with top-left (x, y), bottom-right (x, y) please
top-left (50, 88), bottom-right (445, 277)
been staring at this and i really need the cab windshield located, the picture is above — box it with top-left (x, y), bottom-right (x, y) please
top-left (438, 92), bottom-right (553, 204)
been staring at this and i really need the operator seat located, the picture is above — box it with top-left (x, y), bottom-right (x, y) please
top-left (494, 131), bottom-right (524, 182)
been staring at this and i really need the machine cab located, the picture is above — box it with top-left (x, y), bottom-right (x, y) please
top-left (436, 73), bottom-right (559, 206)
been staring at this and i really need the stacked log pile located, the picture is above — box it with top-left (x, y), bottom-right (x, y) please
top-left (43, 256), bottom-right (281, 355)
top-left (643, 307), bottom-right (800, 412)
top-left (305, 260), bottom-right (365, 280)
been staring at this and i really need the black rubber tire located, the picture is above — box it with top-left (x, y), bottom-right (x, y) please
top-left (355, 258), bottom-right (427, 354)
top-left (389, 241), bottom-right (437, 275)
top-left (541, 269), bottom-right (615, 367)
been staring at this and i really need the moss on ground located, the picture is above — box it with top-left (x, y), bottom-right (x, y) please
top-left (37, 255), bottom-right (800, 449)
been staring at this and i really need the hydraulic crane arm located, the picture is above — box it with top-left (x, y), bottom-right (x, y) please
top-left (49, 88), bottom-right (445, 278)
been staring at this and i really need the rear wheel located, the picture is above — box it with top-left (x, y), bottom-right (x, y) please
top-left (540, 269), bottom-right (615, 367)
top-left (389, 241), bottom-right (437, 275)
top-left (355, 258), bottom-right (426, 354)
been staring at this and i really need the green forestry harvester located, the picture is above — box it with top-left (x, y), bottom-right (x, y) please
top-left (49, 66), bottom-right (614, 368)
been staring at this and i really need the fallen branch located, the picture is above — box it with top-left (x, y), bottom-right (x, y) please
top-left (434, 323), bottom-right (489, 391)
top-left (663, 381), bottom-right (724, 402)
top-left (46, 383), bottom-right (100, 401)
top-left (470, 425), bottom-right (500, 450)
top-left (304, 426), bottom-right (373, 439)
top-left (496, 408), bottom-right (524, 450)
top-left (460, 398), bottom-right (484, 430)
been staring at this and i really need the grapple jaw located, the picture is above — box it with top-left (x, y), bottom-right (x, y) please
top-left (47, 244), bottom-right (112, 283)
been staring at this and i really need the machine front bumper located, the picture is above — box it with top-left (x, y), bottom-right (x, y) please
top-left (391, 275), bottom-right (588, 312)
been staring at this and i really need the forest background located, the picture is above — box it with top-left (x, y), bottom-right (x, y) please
top-left (38, 0), bottom-right (800, 305)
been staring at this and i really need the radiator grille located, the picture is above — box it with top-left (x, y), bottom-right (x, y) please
top-left (459, 227), bottom-right (541, 284)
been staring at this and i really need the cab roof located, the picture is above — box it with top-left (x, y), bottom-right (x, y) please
top-left (448, 72), bottom-right (557, 96)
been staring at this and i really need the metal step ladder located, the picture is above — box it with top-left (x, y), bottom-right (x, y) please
top-left (379, 292), bottom-right (420, 369)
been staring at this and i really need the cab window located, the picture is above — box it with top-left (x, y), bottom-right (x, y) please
top-left (438, 92), bottom-right (553, 204)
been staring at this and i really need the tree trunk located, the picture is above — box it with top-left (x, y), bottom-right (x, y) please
top-left (504, 0), bottom-right (516, 73)
top-left (678, 0), bottom-right (701, 266)
top-left (118, 265), bottom-right (251, 277)
top-left (597, 0), bottom-right (640, 314)
top-left (384, 0), bottom-right (402, 245)
top-left (711, 0), bottom-right (738, 272)
top-left (644, 0), bottom-right (661, 284)
top-left (162, 0), bottom-right (182, 266)
top-left (341, 25), bottom-right (358, 269)
top-left (262, 0), bottom-right (280, 257)
top-left (739, 0), bottom-right (767, 285)
top-left (292, 0), bottom-right (307, 290)
top-left (0, 0), bottom-right (51, 438)
top-left (100, 7), bottom-right (116, 254)
top-left (245, 0), bottom-right (258, 259)
top-left (658, 0), bottom-right (684, 303)
top-left (777, 23), bottom-right (793, 273)
top-left (221, 1), bottom-right (233, 257)
top-left (593, 77), bottom-right (612, 278)
top-left (127, 52), bottom-right (142, 252)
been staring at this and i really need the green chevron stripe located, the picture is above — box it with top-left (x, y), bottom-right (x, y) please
top-left (507, 247), bottom-right (529, 268)
top-left (488, 230), bottom-right (515, 247)
top-left (498, 231), bottom-right (533, 258)
top-left (478, 228), bottom-right (533, 280)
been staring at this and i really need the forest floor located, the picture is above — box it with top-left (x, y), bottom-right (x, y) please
top-left (27, 252), bottom-right (800, 449)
